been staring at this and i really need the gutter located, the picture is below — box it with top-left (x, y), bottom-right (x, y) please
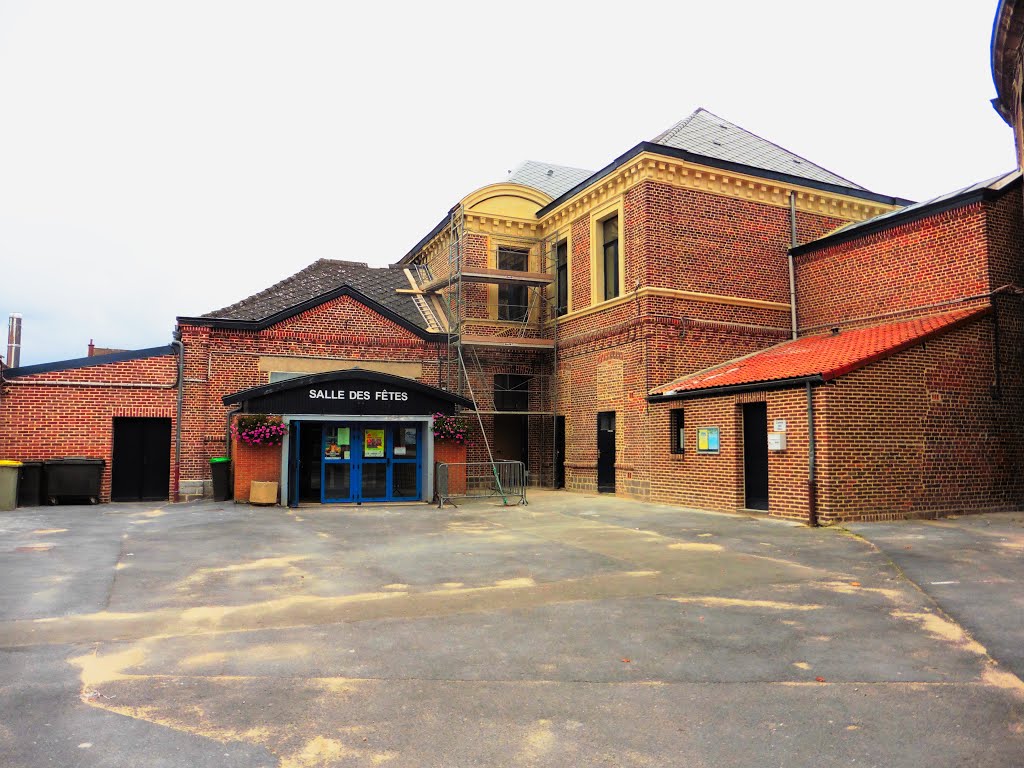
top-left (790, 174), bottom-right (1022, 258)
top-left (536, 142), bottom-right (911, 219)
top-left (647, 374), bottom-right (824, 403)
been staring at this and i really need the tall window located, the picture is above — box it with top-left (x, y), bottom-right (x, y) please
top-left (497, 246), bottom-right (529, 321)
top-left (494, 374), bottom-right (531, 411)
top-left (602, 215), bottom-right (619, 300)
top-left (555, 240), bottom-right (568, 317)
top-left (670, 409), bottom-right (685, 454)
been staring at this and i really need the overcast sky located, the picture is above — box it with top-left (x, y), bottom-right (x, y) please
top-left (0, 0), bottom-right (1016, 366)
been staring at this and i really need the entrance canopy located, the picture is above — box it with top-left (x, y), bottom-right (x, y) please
top-left (222, 369), bottom-right (475, 416)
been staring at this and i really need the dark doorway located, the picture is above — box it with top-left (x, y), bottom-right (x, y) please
top-left (298, 422), bottom-right (323, 503)
top-left (743, 402), bottom-right (769, 510)
top-left (494, 414), bottom-right (528, 466)
top-left (597, 411), bottom-right (615, 493)
top-left (111, 418), bottom-right (171, 501)
top-left (554, 416), bottom-right (566, 489)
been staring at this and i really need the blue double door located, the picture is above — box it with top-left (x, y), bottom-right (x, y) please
top-left (290, 421), bottom-right (422, 504)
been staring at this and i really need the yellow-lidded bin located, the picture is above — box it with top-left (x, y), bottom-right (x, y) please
top-left (0, 460), bottom-right (24, 511)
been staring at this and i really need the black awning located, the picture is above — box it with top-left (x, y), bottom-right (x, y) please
top-left (222, 368), bottom-right (474, 416)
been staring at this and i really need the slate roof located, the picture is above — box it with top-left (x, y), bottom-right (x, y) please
top-left (796, 170), bottom-right (1022, 251)
top-left (651, 108), bottom-right (867, 192)
top-left (199, 259), bottom-right (425, 329)
top-left (507, 160), bottom-right (594, 199)
top-left (649, 308), bottom-right (989, 400)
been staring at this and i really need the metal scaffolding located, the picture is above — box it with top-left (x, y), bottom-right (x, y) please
top-left (403, 205), bottom-right (560, 487)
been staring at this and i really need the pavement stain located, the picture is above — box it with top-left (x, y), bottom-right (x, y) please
top-left (668, 542), bottom-right (723, 552)
top-left (70, 644), bottom-right (398, 766)
top-left (668, 597), bottom-right (822, 611)
top-left (520, 718), bottom-right (556, 762)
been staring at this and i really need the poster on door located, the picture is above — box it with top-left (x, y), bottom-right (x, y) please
top-left (364, 428), bottom-right (385, 458)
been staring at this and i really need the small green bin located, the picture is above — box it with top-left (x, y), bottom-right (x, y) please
top-left (0, 460), bottom-right (23, 511)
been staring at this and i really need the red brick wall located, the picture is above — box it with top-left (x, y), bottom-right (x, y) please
top-left (638, 180), bottom-right (846, 303)
top-left (816, 316), bottom-right (1024, 522)
top-left (794, 202), bottom-right (991, 332)
top-left (231, 434), bottom-right (282, 502)
top-left (0, 354), bottom-right (178, 502)
top-left (985, 186), bottom-right (1024, 289)
top-left (646, 313), bottom-right (1024, 523)
top-left (178, 295), bottom-right (444, 488)
top-left (555, 181), bottom-right (851, 499)
top-left (647, 388), bottom-right (813, 520)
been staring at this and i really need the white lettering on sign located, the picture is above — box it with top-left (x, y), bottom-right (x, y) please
top-left (309, 389), bottom-right (347, 400)
top-left (307, 388), bottom-right (409, 402)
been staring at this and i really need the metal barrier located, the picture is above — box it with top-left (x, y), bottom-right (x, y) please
top-left (436, 461), bottom-right (528, 508)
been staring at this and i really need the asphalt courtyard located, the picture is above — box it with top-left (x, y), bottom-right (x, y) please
top-left (1, 492), bottom-right (1023, 767)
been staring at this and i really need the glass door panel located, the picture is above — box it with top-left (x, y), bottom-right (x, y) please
top-left (361, 463), bottom-right (387, 499)
top-left (392, 463), bottom-right (418, 498)
top-left (390, 424), bottom-right (420, 499)
top-left (324, 464), bottom-right (351, 499)
top-left (360, 425), bottom-right (388, 501)
top-left (322, 424), bottom-right (356, 502)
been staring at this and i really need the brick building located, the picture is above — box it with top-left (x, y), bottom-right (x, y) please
top-left (1, 103), bottom-right (1021, 522)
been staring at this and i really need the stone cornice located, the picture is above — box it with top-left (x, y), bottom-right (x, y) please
top-left (463, 212), bottom-right (542, 239)
top-left (539, 152), bottom-right (899, 233)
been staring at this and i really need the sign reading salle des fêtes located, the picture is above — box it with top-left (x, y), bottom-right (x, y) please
top-left (240, 378), bottom-right (461, 416)
top-left (309, 388), bottom-right (409, 402)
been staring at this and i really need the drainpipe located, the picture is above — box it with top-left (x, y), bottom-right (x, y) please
top-left (790, 192), bottom-right (817, 525)
top-left (806, 381), bottom-right (818, 527)
top-left (170, 336), bottom-right (184, 502)
top-left (788, 193), bottom-right (798, 340)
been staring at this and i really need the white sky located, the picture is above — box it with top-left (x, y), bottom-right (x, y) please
top-left (0, 0), bottom-right (1016, 366)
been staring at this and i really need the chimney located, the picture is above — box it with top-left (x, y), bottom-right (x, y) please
top-left (88, 339), bottom-right (95, 357)
top-left (7, 313), bottom-right (22, 368)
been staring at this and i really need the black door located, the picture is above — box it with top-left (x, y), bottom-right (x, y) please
top-left (111, 418), bottom-right (171, 501)
top-left (743, 402), bottom-right (769, 510)
top-left (554, 416), bottom-right (566, 489)
top-left (298, 422), bottom-right (323, 503)
top-left (597, 411), bottom-right (616, 493)
top-left (287, 421), bottom-right (301, 507)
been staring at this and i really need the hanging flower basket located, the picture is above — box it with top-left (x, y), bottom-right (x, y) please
top-left (432, 412), bottom-right (467, 443)
top-left (232, 414), bottom-right (286, 447)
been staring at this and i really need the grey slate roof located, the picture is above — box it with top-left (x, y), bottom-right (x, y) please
top-left (652, 108), bottom-right (867, 191)
top-left (814, 170), bottom-right (1021, 242)
top-left (201, 259), bottom-right (425, 329)
top-left (507, 160), bottom-right (594, 199)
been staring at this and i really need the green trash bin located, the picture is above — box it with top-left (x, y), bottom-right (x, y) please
top-left (0, 460), bottom-right (23, 511)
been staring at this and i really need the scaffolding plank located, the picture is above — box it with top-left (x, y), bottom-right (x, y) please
top-left (460, 335), bottom-right (555, 349)
top-left (414, 268), bottom-right (553, 294)
top-left (461, 268), bottom-right (553, 286)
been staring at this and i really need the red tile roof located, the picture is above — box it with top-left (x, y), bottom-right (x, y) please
top-left (649, 307), bottom-right (990, 399)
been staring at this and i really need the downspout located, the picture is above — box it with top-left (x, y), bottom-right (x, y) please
top-left (806, 382), bottom-right (818, 527)
top-left (171, 336), bottom-right (184, 502)
top-left (790, 192), bottom-right (818, 525)
top-left (788, 192), bottom-right (798, 340)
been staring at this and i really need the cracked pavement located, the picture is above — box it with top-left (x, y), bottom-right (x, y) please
top-left (1, 493), bottom-right (1022, 767)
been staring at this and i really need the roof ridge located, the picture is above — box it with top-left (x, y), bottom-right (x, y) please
top-left (649, 106), bottom-right (704, 145)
